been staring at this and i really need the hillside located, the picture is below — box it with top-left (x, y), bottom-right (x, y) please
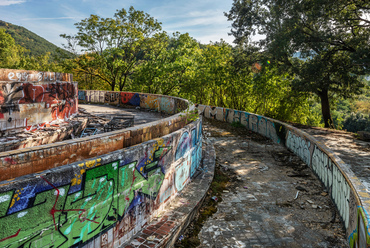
top-left (0, 20), bottom-right (63, 58)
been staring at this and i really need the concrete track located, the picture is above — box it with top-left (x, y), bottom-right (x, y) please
top-left (196, 119), bottom-right (348, 248)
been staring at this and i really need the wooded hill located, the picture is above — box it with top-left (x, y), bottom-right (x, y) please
top-left (0, 20), bottom-right (62, 57)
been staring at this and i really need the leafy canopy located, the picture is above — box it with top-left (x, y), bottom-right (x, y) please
top-left (61, 6), bottom-right (164, 91)
top-left (226, 0), bottom-right (370, 128)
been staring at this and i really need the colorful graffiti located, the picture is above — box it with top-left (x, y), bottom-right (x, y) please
top-left (105, 92), bottom-right (120, 105)
top-left (0, 72), bottom-right (78, 132)
top-left (81, 90), bottom-right (186, 115)
top-left (78, 91), bottom-right (86, 101)
top-left (120, 92), bottom-right (141, 106)
top-left (287, 131), bottom-right (365, 247)
top-left (0, 119), bottom-right (202, 247)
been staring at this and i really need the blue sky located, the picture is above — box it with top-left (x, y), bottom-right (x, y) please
top-left (0, 0), bottom-right (235, 48)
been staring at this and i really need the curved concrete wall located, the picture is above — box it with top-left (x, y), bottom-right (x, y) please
top-left (197, 104), bottom-right (370, 248)
top-left (0, 69), bottom-right (78, 134)
top-left (0, 90), bottom-right (202, 247)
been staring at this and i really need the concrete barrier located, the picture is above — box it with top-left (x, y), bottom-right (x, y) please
top-left (0, 69), bottom-right (78, 134)
top-left (0, 87), bottom-right (202, 247)
top-left (197, 104), bottom-right (370, 248)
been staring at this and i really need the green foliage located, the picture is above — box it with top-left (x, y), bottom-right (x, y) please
top-left (61, 6), bottom-right (164, 91)
top-left (226, 0), bottom-right (370, 128)
top-left (0, 20), bottom-right (66, 58)
top-left (0, 28), bottom-right (24, 68)
top-left (343, 113), bottom-right (370, 132)
top-left (130, 32), bottom-right (200, 95)
top-left (3, 6), bottom-right (366, 132)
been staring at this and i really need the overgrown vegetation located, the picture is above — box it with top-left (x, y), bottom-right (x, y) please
top-left (175, 165), bottom-right (230, 247)
top-left (1, 3), bottom-right (369, 132)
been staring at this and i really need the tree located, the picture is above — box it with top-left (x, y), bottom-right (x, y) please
top-left (61, 6), bottom-right (164, 91)
top-left (226, 0), bottom-right (370, 128)
top-left (132, 32), bottom-right (200, 95)
top-left (0, 29), bottom-right (24, 68)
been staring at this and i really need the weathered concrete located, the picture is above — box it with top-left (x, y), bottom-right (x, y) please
top-left (121, 137), bottom-right (215, 248)
top-left (0, 90), bottom-right (203, 247)
top-left (301, 127), bottom-right (370, 193)
top-left (0, 69), bottom-right (78, 135)
top-left (197, 119), bottom-right (347, 247)
top-left (196, 104), bottom-right (370, 248)
top-left (79, 104), bottom-right (170, 126)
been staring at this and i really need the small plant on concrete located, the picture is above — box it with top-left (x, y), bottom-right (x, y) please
top-left (179, 103), bottom-right (199, 124)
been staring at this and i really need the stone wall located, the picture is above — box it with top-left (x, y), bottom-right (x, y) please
top-left (0, 89), bottom-right (202, 247)
top-left (197, 104), bottom-right (370, 248)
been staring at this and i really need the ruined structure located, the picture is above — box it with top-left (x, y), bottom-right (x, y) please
top-left (0, 70), bottom-right (202, 247)
top-left (0, 68), bottom-right (369, 247)
top-left (0, 69), bottom-right (80, 151)
top-left (0, 69), bottom-right (78, 134)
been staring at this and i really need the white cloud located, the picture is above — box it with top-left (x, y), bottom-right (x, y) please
top-left (0, 0), bottom-right (25, 6)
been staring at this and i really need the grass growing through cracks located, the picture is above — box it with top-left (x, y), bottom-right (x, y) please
top-left (175, 165), bottom-right (230, 247)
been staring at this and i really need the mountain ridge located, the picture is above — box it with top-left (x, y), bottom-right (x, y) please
top-left (0, 20), bottom-right (65, 58)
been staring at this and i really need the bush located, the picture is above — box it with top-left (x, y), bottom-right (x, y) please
top-left (342, 113), bottom-right (370, 133)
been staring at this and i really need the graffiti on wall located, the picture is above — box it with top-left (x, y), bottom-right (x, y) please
top-left (140, 95), bottom-right (159, 111)
top-left (197, 103), bottom-right (370, 248)
top-left (160, 97), bottom-right (175, 114)
top-left (0, 83), bottom-right (23, 114)
top-left (0, 120), bottom-right (203, 247)
top-left (78, 91), bottom-right (86, 101)
top-left (6, 71), bottom-right (71, 83)
top-left (286, 130), bottom-right (368, 248)
top-left (105, 92), bottom-right (120, 105)
top-left (225, 109), bottom-right (241, 124)
top-left (0, 81), bottom-right (78, 131)
top-left (286, 130), bottom-right (311, 166)
top-left (0, 141), bottom-right (171, 247)
top-left (120, 92), bottom-right (140, 106)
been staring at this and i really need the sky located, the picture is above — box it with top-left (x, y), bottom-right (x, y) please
top-left (0, 0), bottom-right (236, 48)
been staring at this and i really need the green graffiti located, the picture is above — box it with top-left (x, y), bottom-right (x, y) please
top-left (0, 145), bottom-right (171, 247)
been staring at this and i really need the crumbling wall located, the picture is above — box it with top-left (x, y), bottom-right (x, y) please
top-left (0, 87), bottom-right (202, 247)
top-left (197, 104), bottom-right (370, 248)
top-left (0, 119), bottom-right (202, 248)
top-left (0, 69), bottom-right (78, 135)
top-left (0, 90), bottom-right (189, 181)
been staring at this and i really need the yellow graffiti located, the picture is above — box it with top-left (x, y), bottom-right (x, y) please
top-left (9, 189), bottom-right (22, 208)
top-left (71, 169), bottom-right (86, 186)
top-left (85, 158), bottom-right (102, 168)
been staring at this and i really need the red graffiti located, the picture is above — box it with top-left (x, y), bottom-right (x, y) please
top-left (120, 92), bottom-right (134, 104)
top-left (4, 157), bottom-right (16, 165)
top-left (0, 229), bottom-right (21, 242)
top-left (19, 84), bottom-right (48, 104)
top-left (51, 99), bottom-right (77, 121)
top-left (40, 176), bottom-right (99, 231)
top-left (0, 91), bottom-right (4, 105)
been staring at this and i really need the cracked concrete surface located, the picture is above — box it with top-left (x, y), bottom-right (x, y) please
top-left (301, 127), bottom-right (370, 193)
top-left (197, 118), bottom-right (348, 248)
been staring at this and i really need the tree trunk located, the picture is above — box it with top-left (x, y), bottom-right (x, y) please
top-left (319, 89), bottom-right (334, 128)
top-left (120, 74), bottom-right (128, 91)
